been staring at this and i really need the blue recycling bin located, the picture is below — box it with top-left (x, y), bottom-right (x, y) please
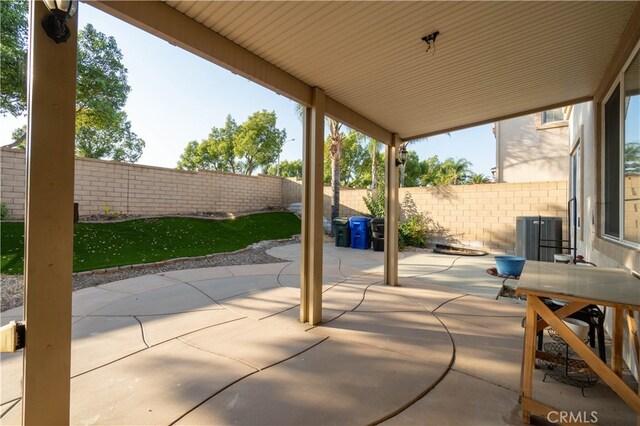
top-left (349, 216), bottom-right (371, 249)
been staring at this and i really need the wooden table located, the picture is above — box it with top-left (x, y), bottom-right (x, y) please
top-left (516, 261), bottom-right (640, 424)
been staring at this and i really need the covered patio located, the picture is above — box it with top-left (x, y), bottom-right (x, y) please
top-left (2, 245), bottom-right (636, 424)
top-left (9, 0), bottom-right (640, 424)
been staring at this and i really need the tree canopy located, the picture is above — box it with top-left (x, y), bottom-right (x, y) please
top-left (0, 1), bottom-right (144, 162)
top-left (177, 110), bottom-right (287, 175)
top-left (265, 159), bottom-right (303, 178)
top-left (0, 0), bottom-right (27, 116)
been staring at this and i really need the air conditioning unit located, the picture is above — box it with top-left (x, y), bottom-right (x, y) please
top-left (516, 216), bottom-right (563, 262)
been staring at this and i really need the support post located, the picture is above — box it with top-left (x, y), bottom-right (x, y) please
top-left (22, 1), bottom-right (77, 424)
top-left (300, 87), bottom-right (325, 325)
top-left (384, 134), bottom-right (400, 286)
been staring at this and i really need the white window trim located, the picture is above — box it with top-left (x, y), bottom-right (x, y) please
top-left (601, 39), bottom-right (640, 249)
top-left (536, 110), bottom-right (569, 130)
top-left (570, 129), bottom-right (583, 242)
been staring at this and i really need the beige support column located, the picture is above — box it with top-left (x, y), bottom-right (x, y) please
top-left (384, 135), bottom-right (400, 286)
top-left (299, 87), bottom-right (325, 325)
top-left (22, 1), bottom-right (77, 424)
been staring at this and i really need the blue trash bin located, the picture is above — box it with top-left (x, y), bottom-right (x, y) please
top-left (349, 216), bottom-right (371, 249)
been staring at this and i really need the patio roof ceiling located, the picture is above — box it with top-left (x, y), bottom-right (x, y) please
top-left (94, 1), bottom-right (639, 142)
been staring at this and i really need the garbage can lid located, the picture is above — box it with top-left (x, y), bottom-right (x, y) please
top-left (333, 218), bottom-right (349, 225)
top-left (349, 216), bottom-right (371, 223)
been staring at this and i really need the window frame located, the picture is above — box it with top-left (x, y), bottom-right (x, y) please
top-left (601, 40), bottom-right (640, 249)
top-left (536, 108), bottom-right (568, 130)
top-left (570, 133), bottom-right (583, 242)
top-left (541, 108), bottom-right (565, 125)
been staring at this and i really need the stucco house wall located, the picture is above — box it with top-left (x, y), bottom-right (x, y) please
top-left (570, 101), bottom-right (640, 382)
top-left (495, 113), bottom-right (570, 183)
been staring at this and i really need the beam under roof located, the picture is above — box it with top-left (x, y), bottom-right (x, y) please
top-left (90, 0), bottom-right (395, 145)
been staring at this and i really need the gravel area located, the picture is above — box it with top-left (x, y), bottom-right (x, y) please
top-left (1, 236), bottom-right (301, 312)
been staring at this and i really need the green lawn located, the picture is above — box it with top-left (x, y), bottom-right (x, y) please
top-left (0, 212), bottom-right (301, 275)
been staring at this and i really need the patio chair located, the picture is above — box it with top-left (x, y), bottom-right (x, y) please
top-left (536, 300), bottom-right (607, 363)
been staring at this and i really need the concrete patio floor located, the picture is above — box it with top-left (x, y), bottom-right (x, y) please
top-left (0, 244), bottom-right (636, 425)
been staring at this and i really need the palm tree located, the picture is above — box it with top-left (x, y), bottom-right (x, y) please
top-left (327, 118), bottom-right (343, 233)
top-left (442, 158), bottom-right (473, 185)
top-left (469, 173), bottom-right (491, 184)
top-left (360, 135), bottom-right (381, 189)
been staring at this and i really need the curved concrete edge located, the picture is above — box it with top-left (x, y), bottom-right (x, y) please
top-left (174, 285), bottom-right (458, 426)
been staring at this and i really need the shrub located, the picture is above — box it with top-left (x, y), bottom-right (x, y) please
top-left (363, 185), bottom-right (385, 218)
top-left (364, 185), bottom-right (430, 249)
top-left (0, 202), bottom-right (7, 220)
top-left (398, 213), bottom-right (429, 249)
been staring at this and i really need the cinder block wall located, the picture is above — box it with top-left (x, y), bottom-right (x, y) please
top-left (1, 148), bottom-right (568, 253)
top-left (281, 179), bottom-right (369, 221)
top-left (624, 175), bottom-right (640, 243)
top-left (0, 149), bottom-right (26, 218)
top-left (1, 148), bottom-right (283, 219)
top-left (398, 182), bottom-right (568, 252)
top-left (282, 179), bottom-right (568, 253)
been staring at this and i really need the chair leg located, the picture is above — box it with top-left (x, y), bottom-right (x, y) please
top-left (537, 330), bottom-right (543, 351)
top-left (588, 324), bottom-right (596, 348)
top-left (596, 320), bottom-right (606, 362)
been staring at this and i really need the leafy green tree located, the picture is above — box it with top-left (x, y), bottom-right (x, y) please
top-left (209, 115), bottom-right (239, 172)
top-left (1, 3), bottom-right (144, 162)
top-left (324, 130), bottom-right (368, 187)
top-left (0, 0), bottom-right (27, 117)
top-left (235, 110), bottom-right (286, 175)
top-left (364, 137), bottom-right (382, 189)
top-left (179, 115), bottom-right (239, 172)
top-left (76, 112), bottom-right (144, 163)
top-left (625, 142), bottom-right (640, 175)
top-left (4, 125), bottom-right (27, 149)
top-left (402, 151), bottom-right (423, 187)
top-left (177, 115), bottom-right (240, 172)
top-left (265, 159), bottom-right (303, 178)
top-left (419, 156), bottom-right (445, 186)
top-left (76, 24), bottom-right (130, 129)
top-left (177, 111), bottom-right (286, 175)
top-left (349, 134), bottom-right (383, 189)
top-left (176, 141), bottom-right (202, 171)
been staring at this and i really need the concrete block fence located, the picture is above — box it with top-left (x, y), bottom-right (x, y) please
top-left (283, 177), bottom-right (568, 253)
top-left (0, 148), bottom-right (282, 219)
top-left (1, 148), bottom-right (567, 253)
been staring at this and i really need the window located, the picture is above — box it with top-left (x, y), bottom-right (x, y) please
top-left (602, 46), bottom-right (640, 245)
top-left (541, 108), bottom-right (565, 124)
top-left (623, 49), bottom-right (640, 243)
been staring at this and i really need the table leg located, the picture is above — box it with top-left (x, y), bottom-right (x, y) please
top-left (613, 308), bottom-right (624, 376)
top-left (522, 297), bottom-right (537, 423)
top-left (626, 311), bottom-right (640, 426)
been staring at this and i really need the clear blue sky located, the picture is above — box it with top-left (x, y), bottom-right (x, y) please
top-left (0, 3), bottom-right (497, 176)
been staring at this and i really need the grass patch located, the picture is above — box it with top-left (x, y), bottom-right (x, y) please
top-left (1, 212), bottom-right (300, 275)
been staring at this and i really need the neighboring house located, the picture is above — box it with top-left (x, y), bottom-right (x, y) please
top-left (494, 108), bottom-right (570, 183)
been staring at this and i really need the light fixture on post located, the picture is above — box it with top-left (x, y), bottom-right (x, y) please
top-left (42, 0), bottom-right (77, 44)
top-left (395, 142), bottom-right (408, 167)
